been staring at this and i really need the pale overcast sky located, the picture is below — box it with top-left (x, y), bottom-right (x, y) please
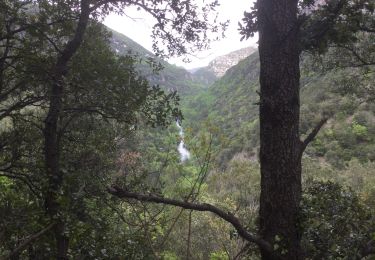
top-left (103, 1), bottom-right (258, 70)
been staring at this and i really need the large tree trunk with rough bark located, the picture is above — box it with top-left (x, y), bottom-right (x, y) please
top-left (257, 0), bottom-right (302, 259)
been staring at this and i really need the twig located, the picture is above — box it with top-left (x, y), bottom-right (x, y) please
top-left (7, 223), bottom-right (56, 259)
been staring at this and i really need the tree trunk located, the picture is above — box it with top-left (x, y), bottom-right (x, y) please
top-left (186, 210), bottom-right (192, 260)
top-left (257, 0), bottom-right (302, 259)
top-left (43, 1), bottom-right (90, 259)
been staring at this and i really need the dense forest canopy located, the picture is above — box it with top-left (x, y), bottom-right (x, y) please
top-left (0, 0), bottom-right (374, 259)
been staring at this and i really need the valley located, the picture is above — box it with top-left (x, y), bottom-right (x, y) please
top-left (102, 27), bottom-right (375, 259)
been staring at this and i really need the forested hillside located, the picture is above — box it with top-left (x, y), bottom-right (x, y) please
top-left (182, 51), bottom-right (375, 168)
top-left (109, 28), bottom-right (207, 94)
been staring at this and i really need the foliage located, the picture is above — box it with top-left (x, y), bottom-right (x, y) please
top-left (301, 181), bottom-right (374, 259)
top-left (239, 0), bottom-right (375, 53)
top-left (0, 0), bottom-right (195, 257)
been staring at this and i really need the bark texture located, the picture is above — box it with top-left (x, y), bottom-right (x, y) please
top-left (257, 0), bottom-right (302, 259)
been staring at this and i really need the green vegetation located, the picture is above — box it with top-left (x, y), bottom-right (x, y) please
top-left (0, 0), bottom-right (374, 259)
top-left (109, 21), bottom-right (220, 96)
top-left (182, 51), bottom-right (375, 169)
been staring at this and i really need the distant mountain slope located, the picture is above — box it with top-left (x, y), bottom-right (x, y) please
top-left (182, 52), bottom-right (261, 165)
top-left (206, 47), bottom-right (257, 77)
top-left (107, 27), bottom-right (205, 94)
top-left (189, 47), bottom-right (257, 87)
top-left (107, 28), bottom-right (259, 95)
top-left (106, 27), bottom-right (375, 169)
top-left (183, 51), bottom-right (375, 168)
top-left (189, 67), bottom-right (218, 86)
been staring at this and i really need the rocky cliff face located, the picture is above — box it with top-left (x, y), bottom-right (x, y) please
top-left (206, 47), bottom-right (257, 77)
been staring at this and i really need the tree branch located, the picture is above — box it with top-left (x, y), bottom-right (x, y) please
top-left (358, 24), bottom-right (375, 33)
top-left (300, 118), bottom-right (328, 153)
top-left (7, 223), bottom-right (56, 259)
top-left (336, 44), bottom-right (375, 67)
top-left (108, 186), bottom-right (273, 254)
top-left (0, 172), bottom-right (41, 199)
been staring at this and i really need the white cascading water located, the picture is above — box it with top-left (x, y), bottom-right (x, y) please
top-left (176, 121), bottom-right (190, 162)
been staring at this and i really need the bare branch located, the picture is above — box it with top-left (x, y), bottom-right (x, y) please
top-left (108, 186), bottom-right (273, 254)
top-left (0, 96), bottom-right (44, 121)
top-left (7, 223), bottom-right (56, 259)
top-left (300, 118), bottom-right (328, 153)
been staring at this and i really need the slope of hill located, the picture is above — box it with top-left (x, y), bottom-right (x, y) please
top-left (205, 47), bottom-right (257, 77)
top-left (189, 67), bottom-right (218, 86)
top-left (106, 27), bottom-right (375, 169)
top-left (108, 28), bottom-right (205, 94)
top-left (108, 29), bottom-right (258, 96)
top-left (189, 47), bottom-right (257, 87)
top-left (182, 51), bottom-right (375, 168)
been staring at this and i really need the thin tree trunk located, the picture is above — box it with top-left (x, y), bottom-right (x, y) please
top-left (43, 1), bottom-right (90, 259)
top-left (186, 210), bottom-right (192, 260)
top-left (257, 0), bottom-right (302, 259)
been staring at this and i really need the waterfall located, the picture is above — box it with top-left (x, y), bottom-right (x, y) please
top-left (176, 121), bottom-right (190, 162)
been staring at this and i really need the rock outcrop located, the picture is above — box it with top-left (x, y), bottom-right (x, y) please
top-left (206, 47), bottom-right (257, 77)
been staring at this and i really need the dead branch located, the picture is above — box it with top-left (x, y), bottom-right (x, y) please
top-left (7, 223), bottom-right (56, 259)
